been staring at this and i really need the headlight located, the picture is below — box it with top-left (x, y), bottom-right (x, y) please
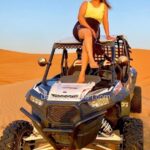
top-left (30, 95), bottom-right (44, 106)
top-left (88, 97), bottom-right (110, 108)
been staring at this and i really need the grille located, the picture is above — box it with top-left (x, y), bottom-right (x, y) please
top-left (47, 105), bottom-right (79, 123)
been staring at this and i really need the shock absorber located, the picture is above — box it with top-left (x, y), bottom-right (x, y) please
top-left (99, 118), bottom-right (113, 137)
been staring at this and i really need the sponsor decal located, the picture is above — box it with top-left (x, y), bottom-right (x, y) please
top-left (113, 81), bottom-right (123, 95)
top-left (63, 87), bottom-right (78, 89)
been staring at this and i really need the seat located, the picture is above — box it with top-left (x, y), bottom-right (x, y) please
top-left (116, 56), bottom-right (129, 81)
top-left (68, 59), bottom-right (82, 75)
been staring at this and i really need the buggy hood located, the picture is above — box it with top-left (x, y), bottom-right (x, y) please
top-left (48, 82), bottom-right (95, 102)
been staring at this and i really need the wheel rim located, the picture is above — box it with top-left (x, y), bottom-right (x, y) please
top-left (17, 129), bottom-right (32, 149)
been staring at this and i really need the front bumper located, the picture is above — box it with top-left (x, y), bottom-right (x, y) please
top-left (20, 107), bottom-right (105, 149)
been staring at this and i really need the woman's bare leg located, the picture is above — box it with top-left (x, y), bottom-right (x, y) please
top-left (78, 28), bottom-right (99, 68)
top-left (76, 28), bottom-right (99, 83)
top-left (77, 42), bottom-right (88, 83)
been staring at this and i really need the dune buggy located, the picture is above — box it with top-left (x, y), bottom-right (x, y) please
top-left (0, 35), bottom-right (143, 150)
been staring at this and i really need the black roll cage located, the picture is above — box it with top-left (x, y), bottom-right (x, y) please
top-left (42, 35), bottom-right (131, 85)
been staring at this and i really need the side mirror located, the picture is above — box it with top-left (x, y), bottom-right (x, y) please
top-left (38, 57), bottom-right (48, 67)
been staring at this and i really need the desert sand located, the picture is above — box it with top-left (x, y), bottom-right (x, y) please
top-left (0, 49), bottom-right (150, 149)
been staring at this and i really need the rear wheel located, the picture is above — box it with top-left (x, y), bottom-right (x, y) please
top-left (131, 86), bottom-right (142, 113)
top-left (119, 117), bottom-right (143, 150)
top-left (0, 120), bottom-right (34, 150)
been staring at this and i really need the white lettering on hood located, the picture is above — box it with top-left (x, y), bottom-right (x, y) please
top-left (48, 82), bottom-right (95, 101)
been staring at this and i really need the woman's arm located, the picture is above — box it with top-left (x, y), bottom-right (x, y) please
top-left (102, 5), bottom-right (115, 40)
top-left (78, 2), bottom-right (96, 38)
top-left (78, 2), bottom-right (91, 30)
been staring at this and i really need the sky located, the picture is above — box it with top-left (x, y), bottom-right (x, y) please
top-left (0, 0), bottom-right (150, 53)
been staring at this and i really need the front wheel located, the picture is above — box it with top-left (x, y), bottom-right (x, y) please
top-left (119, 117), bottom-right (143, 150)
top-left (131, 86), bottom-right (142, 113)
top-left (0, 120), bottom-right (34, 150)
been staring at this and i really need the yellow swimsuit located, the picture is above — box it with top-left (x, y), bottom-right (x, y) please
top-left (85, 2), bottom-right (105, 23)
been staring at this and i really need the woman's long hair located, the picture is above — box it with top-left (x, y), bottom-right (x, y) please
top-left (101, 0), bottom-right (111, 9)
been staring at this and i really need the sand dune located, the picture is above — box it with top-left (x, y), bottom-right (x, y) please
top-left (130, 49), bottom-right (150, 149)
top-left (0, 49), bottom-right (48, 85)
top-left (0, 49), bottom-right (150, 149)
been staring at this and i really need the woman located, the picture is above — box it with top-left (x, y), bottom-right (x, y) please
top-left (73, 0), bottom-right (115, 83)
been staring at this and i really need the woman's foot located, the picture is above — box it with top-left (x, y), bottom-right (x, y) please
top-left (77, 79), bottom-right (85, 83)
top-left (77, 73), bottom-right (85, 83)
top-left (77, 77), bottom-right (85, 83)
top-left (89, 61), bottom-right (99, 68)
